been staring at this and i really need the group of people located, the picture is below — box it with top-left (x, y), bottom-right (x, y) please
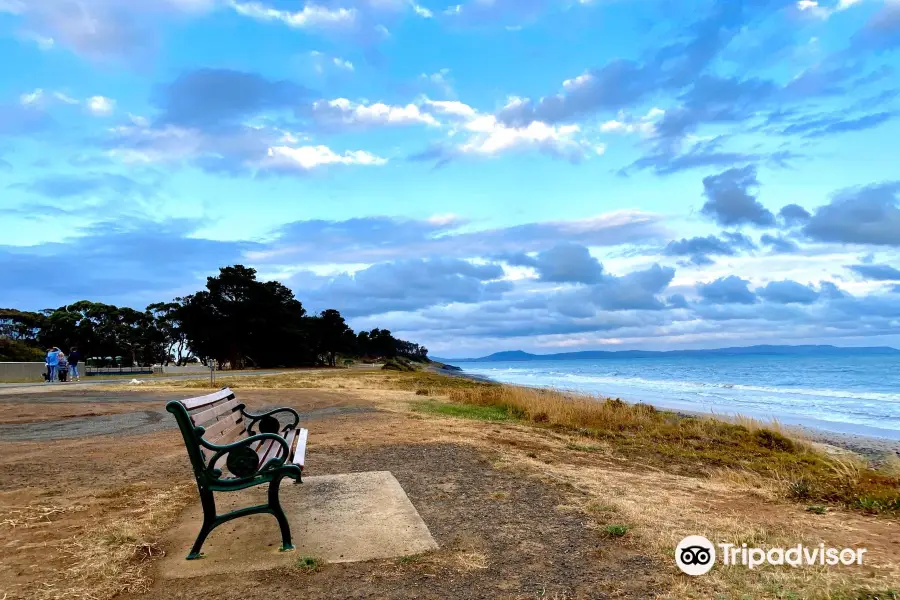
top-left (44, 346), bottom-right (81, 383)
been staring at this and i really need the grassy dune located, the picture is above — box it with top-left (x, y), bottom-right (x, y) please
top-left (406, 371), bottom-right (900, 514)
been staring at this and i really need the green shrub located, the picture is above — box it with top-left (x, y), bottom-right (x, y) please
top-left (296, 556), bottom-right (322, 571)
top-left (753, 428), bottom-right (796, 452)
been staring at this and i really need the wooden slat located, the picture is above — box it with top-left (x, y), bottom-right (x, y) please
top-left (191, 398), bottom-right (240, 426)
top-left (202, 411), bottom-right (242, 440)
top-left (214, 423), bottom-right (246, 446)
top-left (256, 439), bottom-right (278, 466)
top-left (291, 428), bottom-right (308, 467)
top-left (181, 387), bottom-right (234, 410)
top-left (280, 429), bottom-right (297, 460)
top-left (261, 430), bottom-right (296, 466)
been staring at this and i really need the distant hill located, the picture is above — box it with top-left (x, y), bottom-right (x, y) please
top-left (430, 344), bottom-right (900, 363)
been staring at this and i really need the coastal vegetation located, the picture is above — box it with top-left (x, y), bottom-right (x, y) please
top-left (403, 371), bottom-right (900, 515)
top-left (0, 265), bottom-right (427, 369)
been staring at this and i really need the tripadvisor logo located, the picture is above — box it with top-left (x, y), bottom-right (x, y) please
top-left (676, 535), bottom-right (716, 576)
top-left (675, 535), bottom-right (867, 576)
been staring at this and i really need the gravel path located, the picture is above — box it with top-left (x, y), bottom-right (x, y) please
top-left (0, 391), bottom-right (379, 441)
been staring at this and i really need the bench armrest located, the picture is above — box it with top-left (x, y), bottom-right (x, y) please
top-left (199, 432), bottom-right (288, 453)
top-left (200, 433), bottom-right (293, 479)
top-left (241, 407), bottom-right (300, 433)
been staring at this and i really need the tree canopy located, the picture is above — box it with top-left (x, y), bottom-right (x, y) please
top-left (0, 265), bottom-right (428, 368)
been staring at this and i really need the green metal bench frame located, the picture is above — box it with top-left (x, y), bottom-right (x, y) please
top-left (167, 388), bottom-right (306, 560)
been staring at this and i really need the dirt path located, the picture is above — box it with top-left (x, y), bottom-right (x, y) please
top-left (0, 389), bottom-right (379, 440)
top-left (137, 443), bottom-right (665, 600)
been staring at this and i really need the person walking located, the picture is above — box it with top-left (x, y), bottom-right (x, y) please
top-left (45, 347), bottom-right (59, 383)
top-left (69, 346), bottom-right (82, 381)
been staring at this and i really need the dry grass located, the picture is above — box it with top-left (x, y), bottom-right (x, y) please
top-left (433, 381), bottom-right (900, 514)
top-left (3, 483), bottom-right (196, 600)
top-left (453, 551), bottom-right (489, 572)
top-left (485, 437), bottom-right (900, 600)
top-left (127, 368), bottom-right (900, 514)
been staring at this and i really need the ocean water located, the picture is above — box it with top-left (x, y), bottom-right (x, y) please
top-left (458, 354), bottom-right (900, 440)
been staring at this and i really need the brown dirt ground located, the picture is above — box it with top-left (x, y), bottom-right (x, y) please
top-left (1, 385), bottom-right (898, 600)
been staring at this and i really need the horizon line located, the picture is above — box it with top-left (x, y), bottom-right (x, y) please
top-left (431, 343), bottom-right (900, 360)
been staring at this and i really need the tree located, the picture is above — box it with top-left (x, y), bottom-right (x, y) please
top-left (32, 302), bottom-right (167, 366)
top-left (179, 265), bottom-right (313, 368)
top-left (0, 338), bottom-right (45, 361)
top-left (311, 309), bottom-right (353, 367)
top-left (0, 309), bottom-right (46, 343)
top-left (3, 264), bottom-right (431, 369)
top-left (147, 301), bottom-right (193, 365)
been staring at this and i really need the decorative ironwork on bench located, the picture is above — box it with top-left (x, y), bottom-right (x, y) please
top-left (166, 387), bottom-right (308, 560)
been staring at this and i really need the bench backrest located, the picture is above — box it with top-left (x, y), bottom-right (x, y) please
top-left (166, 387), bottom-right (247, 480)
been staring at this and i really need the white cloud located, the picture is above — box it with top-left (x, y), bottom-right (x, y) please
top-left (88, 96), bottom-right (116, 116)
top-left (562, 72), bottom-right (594, 91)
top-left (19, 88), bottom-right (112, 114)
top-left (333, 57), bottom-right (354, 71)
top-left (311, 98), bottom-right (440, 128)
top-left (456, 115), bottom-right (588, 159)
top-left (599, 107), bottom-right (664, 135)
top-left (422, 99), bottom-right (477, 119)
top-left (427, 213), bottom-right (464, 226)
top-left (796, 0), bottom-right (864, 18)
top-left (52, 91), bottom-right (79, 105)
top-left (229, 1), bottom-right (357, 29)
top-left (420, 68), bottom-right (454, 96)
top-left (20, 89), bottom-right (44, 105)
top-left (308, 50), bottom-right (354, 73)
top-left (263, 145), bottom-right (387, 171)
top-left (18, 88), bottom-right (78, 107)
top-left (412, 97), bottom-right (602, 162)
top-left (20, 31), bottom-right (55, 49)
top-left (412, 3), bottom-right (433, 17)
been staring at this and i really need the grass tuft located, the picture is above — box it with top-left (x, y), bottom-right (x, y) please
top-left (412, 400), bottom-right (513, 421)
top-left (296, 556), bottom-right (323, 572)
top-left (603, 524), bottom-right (629, 537)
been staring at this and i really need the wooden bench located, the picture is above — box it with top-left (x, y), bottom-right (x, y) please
top-left (166, 387), bottom-right (308, 560)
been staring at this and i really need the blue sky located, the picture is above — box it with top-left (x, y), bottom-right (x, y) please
top-left (1, 0), bottom-right (899, 356)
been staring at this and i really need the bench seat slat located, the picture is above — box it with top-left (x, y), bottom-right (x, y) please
top-left (202, 411), bottom-right (243, 440)
top-left (182, 388), bottom-right (235, 410)
top-left (214, 423), bottom-right (247, 446)
top-left (191, 398), bottom-right (240, 427)
top-left (262, 429), bottom-right (295, 466)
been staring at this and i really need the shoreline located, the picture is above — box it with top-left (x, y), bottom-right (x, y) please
top-left (434, 364), bottom-right (900, 460)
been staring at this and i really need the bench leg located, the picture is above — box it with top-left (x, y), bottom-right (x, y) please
top-left (187, 487), bottom-right (217, 560)
top-left (268, 475), bottom-right (294, 552)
